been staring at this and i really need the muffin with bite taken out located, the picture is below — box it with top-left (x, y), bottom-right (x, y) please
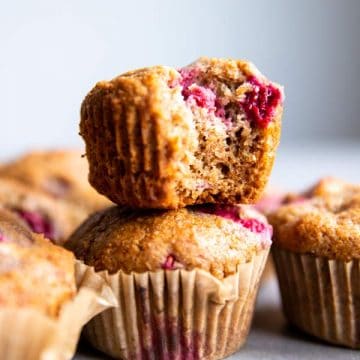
top-left (80, 57), bottom-right (284, 209)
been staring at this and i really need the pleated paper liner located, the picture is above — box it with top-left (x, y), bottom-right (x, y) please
top-left (0, 261), bottom-right (116, 360)
top-left (273, 247), bottom-right (360, 348)
top-left (79, 249), bottom-right (269, 360)
top-left (261, 255), bottom-right (275, 282)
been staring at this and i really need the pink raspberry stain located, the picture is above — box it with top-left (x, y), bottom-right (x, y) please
top-left (135, 283), bottom-right (200, 359)
top-left (177, 68), bottom-right (219, 114)
top-left (136, 310), bottom-right (201, 360)
top-left (0, 232), bottom-right (4, 242)
top-left (254, 193), bottom-right (285, 214)
top-left (162, 254), bottom-right (176, 270)
top-left (183, 85), bottom-right (216, 111)
top-left (238, 217), bottom-right (268, 233)
top-left (15, 210), bottom-right (55, 240)
top-left (289, 196), bottom-right (307, 204)
top-left (197, 204), bottom-right (271, 236)
top-left (177, 67), bottom-right (199, 89)
top-left (240, 76), bottom-right (282, 128)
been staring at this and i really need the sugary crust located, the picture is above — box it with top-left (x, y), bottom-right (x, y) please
top-left (66, 205), bottom-right (271, 280)
top-left (80, 57), bottom-right (283, 209)
top-left (0, 210), bottom-right (76, 317)
top-left (0, 178), bottom-right (88, 245)
top-left (269, 178), bottom-right (360, 260)
top-left (0, 150), bottom-right (111, 212)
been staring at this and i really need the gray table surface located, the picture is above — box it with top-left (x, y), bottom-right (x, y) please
top-left (75, 279), bottom-right (359, 359)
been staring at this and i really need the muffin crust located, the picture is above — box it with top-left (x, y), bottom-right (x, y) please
top-left (269, 178), bottom-right (360, 260)
top-left (0, 150), bottom-right (111, 212)
top-left (0, 208), bottom-right (76, 317)
top-left (0, 178), bottom-right (88, 245)
top-left (66, 204), bottom-right (272, 279)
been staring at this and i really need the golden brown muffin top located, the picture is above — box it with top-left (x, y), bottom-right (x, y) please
top-left (269, 178), bottom-right (360, 260)
top-left (66, 204), bottom-right (272, 279)
top-left (0, 208), bottom-right (76, 317)
top-left (0, 177), bottom-right (88, 245)
top-left (0, 150), bottom-right (111, 212)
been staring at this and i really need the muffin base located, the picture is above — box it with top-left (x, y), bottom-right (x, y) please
top-left (80, 250), bottom-right (269, 359)
top-left (273, 247), bottom-right (360, 348)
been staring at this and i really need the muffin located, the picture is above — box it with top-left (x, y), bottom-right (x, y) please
top-left (0, 207), bottom-right (76, 316)
top-left (80, 57), bottom-right (284, 209)
top-left (0, 207), bottom-right (116, 360)
top-left (0, 177), bottom-right (88, 244)
top-left (269, 177), bottom-right (360, 348)
top-left (66, 204), bottom-right (272, 359)
top-left (0, 150), bottom-right (111, 212)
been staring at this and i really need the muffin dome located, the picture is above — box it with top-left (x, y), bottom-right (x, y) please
top-left (0, 150), bottom-right (111, 212)
top-left (0, 208), bottom-right (76, 317)
top-left (66, 204), bottom-right (272, 279)
top-left (269, 177), bottom-right (360, 260)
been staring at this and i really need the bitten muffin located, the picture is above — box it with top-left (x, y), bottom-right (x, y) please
top-left (0, 150), bottom-right (111, 212)
top-left (0, 207), bottom-right (76, 317)
top-left (270, 177), bottom-right (360, 348)
top-left (80, 57), bottom-right (284, 209)
top-left (0, 178), bottom-right (88, 245)
top-left (66, 204), bottom-right (271, 359)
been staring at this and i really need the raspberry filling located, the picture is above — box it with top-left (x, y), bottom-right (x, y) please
top-left (15, 210), bottom-right (55, 240)
top-left (239, 76), bottom-right (282, 128)
top-left (182, 85), bottom-right (217, 111)
top-left (196, 204), bottom-right (271, 235)
top-left (0, 233), bottom-right (4, 242)
top-left (177, 68), bottom-right (281, 128)
top-left (178, 68), bottom-right (217, 112)
top-left (162, 254), bottom-right (176, 270)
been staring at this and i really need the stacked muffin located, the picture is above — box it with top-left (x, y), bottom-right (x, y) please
top-left (66, 57), bottom-right (284, 359)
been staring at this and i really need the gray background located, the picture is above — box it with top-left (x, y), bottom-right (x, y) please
top-left (1, 0), bottom-right (360, 157)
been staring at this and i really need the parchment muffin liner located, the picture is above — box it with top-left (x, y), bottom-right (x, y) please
top-left (273, 247), bottom-right (360, 348)
top-left (0, 261), bottom-right (117, 360)
top-left (80, 249), bottom-right (269, 360)
top-left (261, 255), bottom-right (275, 282)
